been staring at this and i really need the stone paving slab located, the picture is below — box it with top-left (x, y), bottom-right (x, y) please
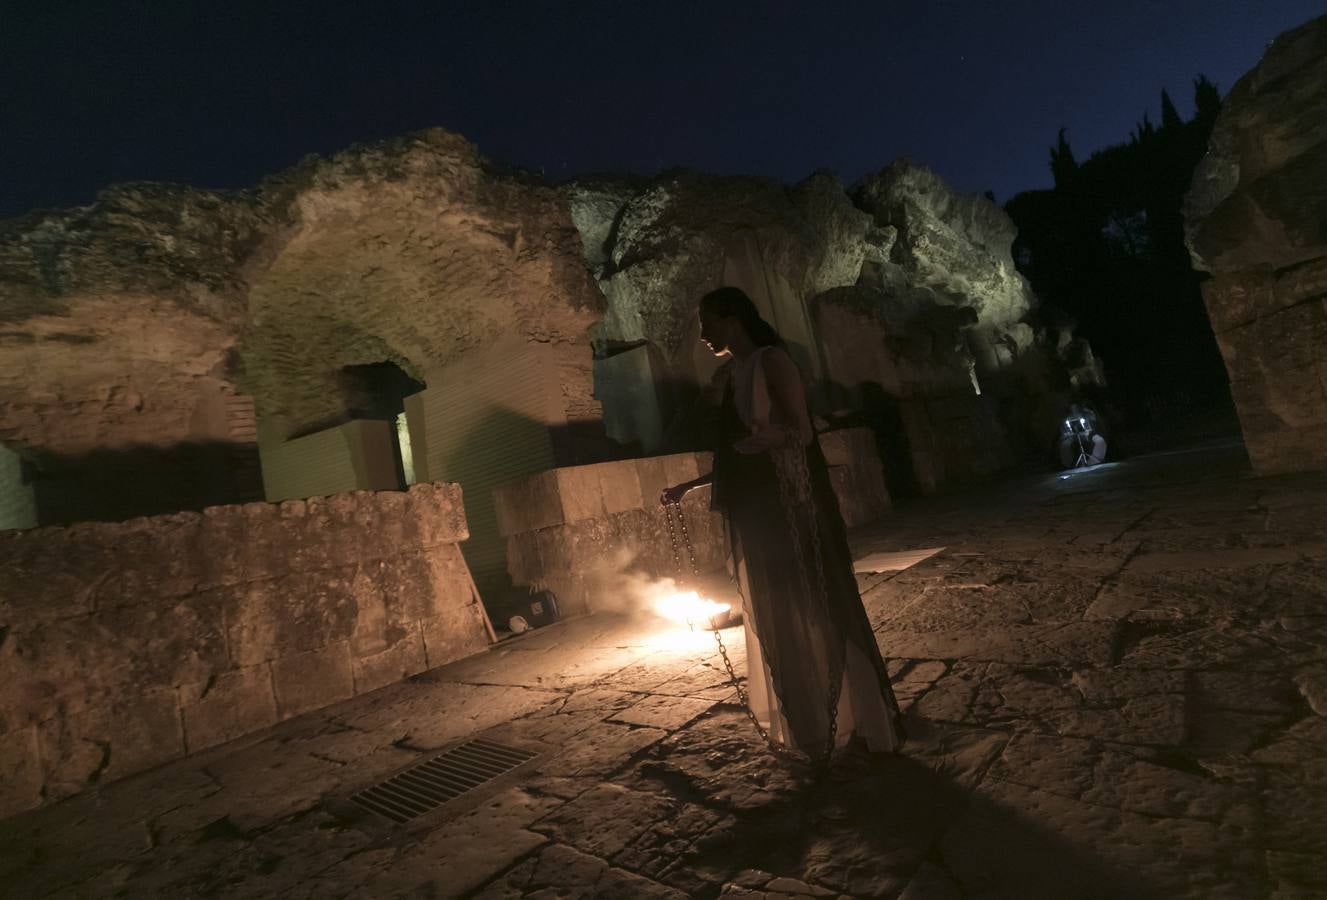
top-left (4, 441), bottom-right (1327, 898)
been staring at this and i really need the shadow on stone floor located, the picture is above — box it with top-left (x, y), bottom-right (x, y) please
top-left (587, 704), bottom-right (1173, 900)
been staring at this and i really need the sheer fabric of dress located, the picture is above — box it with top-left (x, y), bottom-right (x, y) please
top-left (711, 347), bottom-right (903, 755)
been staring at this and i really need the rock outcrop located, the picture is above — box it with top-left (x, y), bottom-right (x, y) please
top-left (3, 128), bottom-right (1097, 526)
top-left (1185, 14), bottom-right (1327, 474)
top-left (0, 129), bottom-right (608, 523)
top-left (571, 160), bottom-right (1084, 488)
top-left (245, 131), bottom-right (603, 438)
top-left (0, 185), bottom-right (264, 459)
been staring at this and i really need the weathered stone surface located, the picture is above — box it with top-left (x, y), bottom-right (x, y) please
top-left (180, 664), bottom-right (278, 752)
top-left (568, 163), bottom-right (1083, 492)
top-left (0, 726), bottom-right (41, 818)
top-left (502, 454), bottom-right (726, 599)
top-left (348, 788), bottom-right (558, 897)
top-left (270, 642), bottom-right (354, 720)
top-left (609, 694), bottom-right (717, 731)
top-left (493, 470), bottom-right (565, 537)
top-left (943, 777), bottom-right (1262, 899)
top-left (36, 688), bottom-right (183, 799)
top-left (535, 783), bottom-right (676, 859)
top-left (1185, 14), bottom-right (1327, 475)
top-left (350, 628), bottom-right (428, 695)
top-left (1, 126), bottom-right (607, 525)
top-left (0, 479), bottom-right (488, 812)
top-left (0, 591), bottom-right (229, 731)
top-left (4, 439), bottom-right (1327, 899)
top-left (820, 426), bottom-right (891, 527)
top-left (227, 570), bottom-right (358, 667)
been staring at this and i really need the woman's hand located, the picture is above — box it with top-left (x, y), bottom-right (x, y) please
top-left (660, 484), bottom-right (689, 505)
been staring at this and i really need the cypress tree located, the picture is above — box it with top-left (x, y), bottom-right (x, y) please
top-left (1161, 89), bottom-right (1182, 129)
top-left (1050, 128), bottom-right (1078, 187)
top-left (1193, 75), bottom-right (1221, 124)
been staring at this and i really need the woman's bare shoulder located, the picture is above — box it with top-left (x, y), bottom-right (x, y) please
top-left (759, 346), bottom-right (800, 378)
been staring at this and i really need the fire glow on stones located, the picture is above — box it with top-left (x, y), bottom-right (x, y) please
top-left (654, 590), bottom-right (730, 631)
top-left (655, 594), bottom-right (732, 631)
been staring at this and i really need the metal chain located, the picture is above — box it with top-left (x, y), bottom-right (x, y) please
top-left (770, 443), bottom-right (844, 765)
top-left (665, 493), bottom-right (836, 770)
top-left (664, 503), bottom-right (784, 754)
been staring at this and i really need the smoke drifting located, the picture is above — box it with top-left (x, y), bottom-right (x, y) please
top-left (569, 545), bottom-right (741, 621)
top-left (572, 546), bottom-right (686, 619)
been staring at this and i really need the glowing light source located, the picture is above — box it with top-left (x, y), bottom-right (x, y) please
top-left (654, 591), bottom-right (731, 631)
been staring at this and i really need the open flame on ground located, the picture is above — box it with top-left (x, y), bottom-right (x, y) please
top-left (654, 590), bottom-right (732, 631)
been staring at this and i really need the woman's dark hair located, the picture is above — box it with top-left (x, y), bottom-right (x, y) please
top-left (699, 286), bottom-right (783, 348)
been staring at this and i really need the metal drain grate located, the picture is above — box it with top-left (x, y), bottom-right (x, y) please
top-left (349, 738), bottom-right (537, 823)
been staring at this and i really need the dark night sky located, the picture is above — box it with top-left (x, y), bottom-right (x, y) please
top-left (1, 0), bottom-right (1321, 219)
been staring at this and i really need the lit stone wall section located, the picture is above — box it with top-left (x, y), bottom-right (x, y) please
top-left (493, 437), bottom-right (888, 616)
top-left (1184, 15), bottom-right (1327, 475)
top-left (567, 164), bottom-right (1085, 489)
top-left (818, 427), bottom-right (892, 527)
top-left (0, 128), bottom-right (608, 525)
top-left (241, 129), bottom-right (605, 446)
top-left (493, 453), bottom-right (724, 618)
top-left (0, 482), bottom-right (489, 818)
top-left (813, 292), bottom-right (1024, 493)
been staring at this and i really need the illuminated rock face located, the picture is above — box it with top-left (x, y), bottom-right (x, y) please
top-left (1185, 14), bottom-right (1327, 474)
top-left (569, 162), bottom-right (1082, 488)
top-left (568, 171), bottom-right (871, 391)
top-left (243, 131), bottom-right (603, 440)
top-left (0, 129), bottom-right (607, 523)
top-left (0, 185), bottom-right (269, 523)
top-left (1, 129), bottom-right (1088, 525)
top-left (853, 161), bottom-right (1044, 373)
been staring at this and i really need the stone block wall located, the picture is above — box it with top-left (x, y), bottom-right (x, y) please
top-left (818, 427), bottom-right (892, 527)
top-left (493, 453), bottom-right (728, 616)
top-left (493, 436), bottom-right (890, 616)
top-left (0, 482), bottom-right (491, 819)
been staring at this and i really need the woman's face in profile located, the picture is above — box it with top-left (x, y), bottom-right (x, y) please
top-left (699, 309), bottom-right (730, 357)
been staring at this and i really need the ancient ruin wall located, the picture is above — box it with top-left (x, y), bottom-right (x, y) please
top-left (492, 437), bottom-right (888, 615)
top-left (494, 453), bottom-right (727, 616)
top-left (1185, 15), bottom-right (1327, 474)
top-left (0, 129), bottom-right (609, 525)
top-left (567, 162), bottom-right (1076, 488)
top-left (243, 130), bottom-right (606, 441)
top-left (0, 482), bottom-right (490, 818)
top-left (0, 185), bottom-right (266, 459)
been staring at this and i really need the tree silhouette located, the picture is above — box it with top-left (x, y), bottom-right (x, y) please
top-left (1130, 112), bottom-right (1155, 145)
top-left (1193, 74), bottom-right (1221, 125)
top-left (1049, 128), bottom-right (1078, 187)
top-left (1007, 75), bottom-right (1233, 449)
top-left (1161, 89), bottom-right (1182, 129)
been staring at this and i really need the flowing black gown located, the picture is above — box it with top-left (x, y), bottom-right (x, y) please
top-left (711, 347), bottom-right (903, 755)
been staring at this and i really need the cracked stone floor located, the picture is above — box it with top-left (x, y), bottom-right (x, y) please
top-left (3, 438), bottom-right (1326, 899)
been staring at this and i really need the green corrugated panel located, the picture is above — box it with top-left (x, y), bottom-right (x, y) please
top-left (408, 340), bottom-right (560, 591)
top-left (0, 443), bottom-right (36, 530)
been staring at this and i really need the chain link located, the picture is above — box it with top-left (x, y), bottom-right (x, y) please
top-left (665, 479), bottom-right (840, 770)
top-left (771, 443), bottom-right (843, 765)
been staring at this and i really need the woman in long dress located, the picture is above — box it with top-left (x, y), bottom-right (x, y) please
top-left (662, 286), bottom-right (904, 759)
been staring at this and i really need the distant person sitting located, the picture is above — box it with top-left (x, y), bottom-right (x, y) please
top-left (1058, 402), bottom-right (1107, 468)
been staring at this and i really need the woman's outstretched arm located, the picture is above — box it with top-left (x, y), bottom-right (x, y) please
top-left (660, 472), bottom-right (713, 505)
